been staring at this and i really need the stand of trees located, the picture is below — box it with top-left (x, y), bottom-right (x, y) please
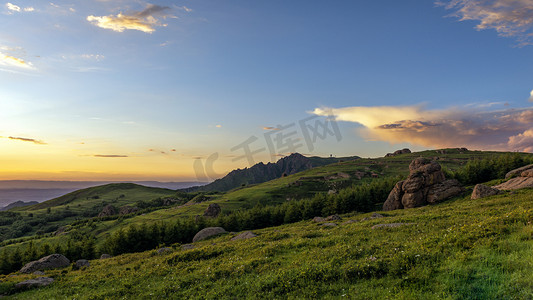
top-left (101, 177), bottom-right (398, 256)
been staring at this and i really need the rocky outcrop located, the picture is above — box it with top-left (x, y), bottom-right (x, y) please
top-left (119, 206), bottom-right (139, 215)
top-left (203, 203), bottom-right (221, 218)
top-left (426, 180), bottom-right (464, 204)
top-left (15, 277), bottom-right (54, 289)
top-left (385, 148), bottom-right (411, 157)
top-left (231, 231), bottom-right (258, 241)
top-left (20, 254), bottom-right (70, 274)
top-left (312, 217), bottom-right (325, 223)
top-left (471, 184), bottom-right (500, 199)
top-left (494, 177), bottom-right (533, 190)
top-left (192, 227), bottom-right (227, 242)
top-left (100, 254), bottom-right (112, 259)
top-left (495, 165), bottom-right (533, 190)
top-left (505, 164), bottom-right (533, 179)
top-left (98, 205), bottom-right (117, 217)
top-left (383, 158), bottom-right (464, 211)
top-left (325, 215), bottom-right (342, 221)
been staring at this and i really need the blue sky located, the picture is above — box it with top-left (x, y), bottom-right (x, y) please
top-left (1, 0), bottom-right (532, 181)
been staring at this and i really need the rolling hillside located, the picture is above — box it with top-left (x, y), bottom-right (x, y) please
top-left (2, 187), bottom-right (533, 299)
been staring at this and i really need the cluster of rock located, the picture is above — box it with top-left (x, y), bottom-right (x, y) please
top-left (15, 254), bottom-right (95, 290)
top-left (471, 164), bottom-right (533, 199)
top-left (98, 205), bottom-right (140, 218)
top-left (385, 148), bottom-right (411, 157)
top-left (203, 203), bottom-right (221, 218)
top-left (435, 148), bottom-right (468, 154)
top-left (119, 206), bottom-right (139, 215)
top-left (189, 227), bottom-right (258, 243)
top-left (494, 164), bottom-right (533, 190)
top-left (98, 205), bottom-right (117, 217)
top-left (383, 158), bottom-right (464, 211)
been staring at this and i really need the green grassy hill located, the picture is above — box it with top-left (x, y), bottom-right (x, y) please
top-left (2, 188), bottom-right (533, 299)
top-left (1, 149), bottom-right (533, 299)
top-left (1, 149), bottom-right (529, 250)
top-left (0, 184), bottom-right (177, 244)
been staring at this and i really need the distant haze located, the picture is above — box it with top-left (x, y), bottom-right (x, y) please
top-left (0, 181), bottom-right (207, 209)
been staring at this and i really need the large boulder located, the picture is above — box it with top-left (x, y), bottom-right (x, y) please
top-left (15, 277), bottom-right (54, 289)
top-left (505, 164), bottom-right (533, 179)
top-left (471, 184), bottom-right (500, 199)
top-left (192, 227), bottom-right (227, 242)
top-left (383, 158), bottom-right (464, 211)
top-left (382, 181), bottom-right (405, 211)
top-left (401, 190), bottom-right (427, 208)
top-left (427, 180), bottom-right (465, 203)
top-left (74, 259), bottom-right (90, 269)
top-left (20, 254), bottom-right (70, 274)
top-left (203, 203), bottom-right (221, 218)
top-left (494, 177), bottom-right (533, 190)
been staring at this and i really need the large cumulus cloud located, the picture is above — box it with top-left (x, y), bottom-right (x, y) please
top-left (313, 104), bottom-right (533, 152)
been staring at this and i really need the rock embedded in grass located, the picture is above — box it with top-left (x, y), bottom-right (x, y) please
top-left (231, 231), bottom-right (258, 241)
top-left (471, 184), bottom-right (500, 199)
top-left (157, 248), bottom-right (172, 254)
top-left (74, 259), bottom-right (90, 270)
top-left (192, 227), bottom-right (227, 242)
top-left (20, 254), bottom-right (70, 274)
top-left (325, 214), bottom-right (342, 221)
top-left (15, 277), bottom-right (54, 289)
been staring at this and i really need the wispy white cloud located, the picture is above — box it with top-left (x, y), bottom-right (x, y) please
top-left (437, 0), bottom-right (533, 46)
top-left (529, 89), bottom-right (533, 102)
top-left (87, 4), bottom-right (172, 33)
top-left (6, 2), bottom-right (20, 12)
top-left (6, 2), bottom-right (34, 13)
top-left (313, 103), bottom-right (533, 152)
top-left (0, 51), bottom-right (34, 70)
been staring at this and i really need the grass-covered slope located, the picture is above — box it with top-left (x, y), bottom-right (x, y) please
top-left (22, 183), bottom-right (175, 212)
top-left (0, 184), bottom-right (177, 243)
top-left (3, 189), bottom-right (533, 299)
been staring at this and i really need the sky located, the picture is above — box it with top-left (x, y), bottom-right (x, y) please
top-left (0, 0), bottom-right (532, 182)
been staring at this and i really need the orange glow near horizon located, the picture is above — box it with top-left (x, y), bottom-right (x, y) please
top-left (0, 139), bottom-right (240, 181)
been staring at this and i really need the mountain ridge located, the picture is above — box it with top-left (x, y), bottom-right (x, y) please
top-left (182, 153), bottom-right (359, 193)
